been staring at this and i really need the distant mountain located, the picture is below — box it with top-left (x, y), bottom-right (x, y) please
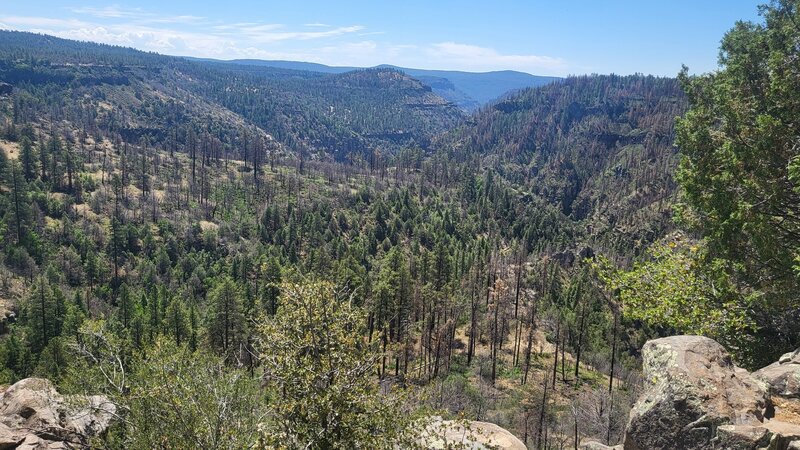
top-left (0, 31), bottom-right (464, 161)
top-left (192, 58), bottom-right (560, 111)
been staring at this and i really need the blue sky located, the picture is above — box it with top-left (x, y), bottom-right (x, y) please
top-left (0, 1), bottom-right (762, 76)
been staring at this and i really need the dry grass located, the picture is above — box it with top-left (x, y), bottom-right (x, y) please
top-left (199, 220), bottom-right (219, 232)
top-left (773, 396), bottom-right (800, 425)
top-left (0, 140), bottom-right (19, 161)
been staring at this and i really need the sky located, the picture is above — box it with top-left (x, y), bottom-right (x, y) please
top-left (0, 1), bottom-right (764, 76)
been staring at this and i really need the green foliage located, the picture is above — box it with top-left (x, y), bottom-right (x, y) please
top-left (595, 236), bottom-right (757, 361)
top-left (123, 339), bottom-right (263, 449)
top-left (0, 27), bottom-right (706, 448)
top-left (258, 280), bottom-right (418, 449)
top-left (206, 276), bottom-right (246, 356)
top-left (675, 0), bottom-right (800, 363)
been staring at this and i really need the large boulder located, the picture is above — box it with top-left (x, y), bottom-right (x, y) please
top-left (621, 336), bottom-right (800, 450)
top-left (0, 378), bottom-right (116, 449)
top-left (623, 336), bottom-right (770, 450)
top-left (755, 349), bottom-right (800, 399)
top-left (420, 418), bottom-right (527, 449)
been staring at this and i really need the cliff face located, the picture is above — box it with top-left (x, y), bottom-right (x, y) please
top-left (584, 335), bottom-right (800, 450)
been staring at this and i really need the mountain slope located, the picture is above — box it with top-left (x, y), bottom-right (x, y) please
top-left (442, 74), bottom-right (686, 259)
top-left (199, 58), bottom-right (559, 111)
top-left (0, 31), bottom-right (464, 161)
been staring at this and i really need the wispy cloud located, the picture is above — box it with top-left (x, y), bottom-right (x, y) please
top-left (0, 6), bottom-right (569, 74)
top-left (1, 16), bottom-right (91, 29)
top-left (69, 5), bottom-right (205, 24)
top-left (236, 24), bottom-right (364, 43)
top-left (0, 12), bottom-right (366, 58)
top-left (70, 5), bottom-right (144, 19)
top-left (427, 42), bottom-right (566, 73)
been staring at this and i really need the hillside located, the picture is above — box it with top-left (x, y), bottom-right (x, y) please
top-left (0, 30), bottom-right (464, 162)
top-left (441, 75), bottom-right (686, 260)
top-left (0, 31), bottom-right (687, 450)
top-left (201, 58), bottom-right (559, 111)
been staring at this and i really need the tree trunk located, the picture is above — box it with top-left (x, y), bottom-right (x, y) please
top-left (575, 299), bottom-right (587, 382)
top-left (552, 319), bottom-right (560, 389)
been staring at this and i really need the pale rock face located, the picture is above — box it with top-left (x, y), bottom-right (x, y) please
top-left (0, 378), bottom-right (116, 449)
top-left (420, 418), bottom-right (527, 449)
top-left (622, 335), bottom-right (800, 450)
top-left (580, 441), bottom-right (622, 450)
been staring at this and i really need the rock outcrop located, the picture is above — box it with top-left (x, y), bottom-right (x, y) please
top-left (755, 349), bottom-right (800, 400)
top-left (622, 335), bottom-right (800, 450)
top-left (0, 378), bottom-right (116, 449)
top-left (421, 418), bottom-right (527, 449)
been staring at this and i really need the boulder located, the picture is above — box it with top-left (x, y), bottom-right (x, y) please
top-left (420, 418), bottom-right (526, 449)
top-left (580, 441), bottom-right (622, 450)
top-left (716, 424), bottom-right (771, 449)
top-left (755, 349), bottom-right (800, 399)
top-left (0, 378), bottom-right (116, 449)
top-left (623, 336), bottom-right (770, 450)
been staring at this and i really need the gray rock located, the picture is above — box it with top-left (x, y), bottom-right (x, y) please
top-left (0, 421), bottom-right (25, 449)
top-left (0, 378), bottom-right (116, 449)
top-left (580, 441), bottom-right (622, 450)
top-left (420, 417), bottom-right (526, 449)
top-left (623, 336), bottom-right (770, 450)
top-left (755, 350), bottom-right (800, 399)
top-left (778, 350), bottom-right (800, 365)
top-left (716, 424), bottom-right (771, 449)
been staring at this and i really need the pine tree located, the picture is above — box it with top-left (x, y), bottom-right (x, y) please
top-left (206, 276), bottom-right (245, 355)
top-left (19, 136), bottom-right (37, 181)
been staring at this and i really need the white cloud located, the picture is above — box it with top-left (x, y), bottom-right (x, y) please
top-left (0, 16), bottom-right (91, 29)
top-left (358, 31), bottom-right (385, 37)
top-left (0, 8), bottom-right (569, 74)
top-left (426, 42), bottom-right (566, 74)
top-left (69, 6), bottom-right (205, 24)
top-left (236, 24), bottom-right (364, 43)
top-left (70, 6), bottom-right (144, 19)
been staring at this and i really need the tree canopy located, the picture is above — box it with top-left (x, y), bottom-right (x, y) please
top-left (675, 0), bottom-right (800, 364)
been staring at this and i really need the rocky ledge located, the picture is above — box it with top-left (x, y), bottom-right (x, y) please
top-left (0, 378), bottom-right (116, 449)
top-left (584, 335), bottom-right (800, 450)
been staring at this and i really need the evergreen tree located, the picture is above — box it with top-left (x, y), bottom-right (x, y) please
top-left (258, 280), bottom-right (418, 448)
top-left (676, 0), bottom-right (800, 363)
top-left (19, 136), bottom-right (37, 181)
top-left (206, 276), bottom-right (245, 355)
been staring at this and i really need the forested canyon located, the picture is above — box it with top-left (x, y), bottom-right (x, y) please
top-left (0, 1), bottom-right (798, 448)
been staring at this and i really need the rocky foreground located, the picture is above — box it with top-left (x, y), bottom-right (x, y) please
top-left (0, 378), bottom-right (115, 449)
top-left (0, 378), bottom-right (527, 449)
top-left (1, 335), bottom-right (796, 449)
top-left (585, 335), bottom-right (800, 450)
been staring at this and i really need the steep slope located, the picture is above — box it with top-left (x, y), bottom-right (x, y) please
top-left (196, 65), bottom-right (464, 160)
top-left (442, 75), bottom-right (686, 259)
top-left (0, 31), bottom-right (463, 161)
top-left (199, 58), bottom-right (559, 111)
